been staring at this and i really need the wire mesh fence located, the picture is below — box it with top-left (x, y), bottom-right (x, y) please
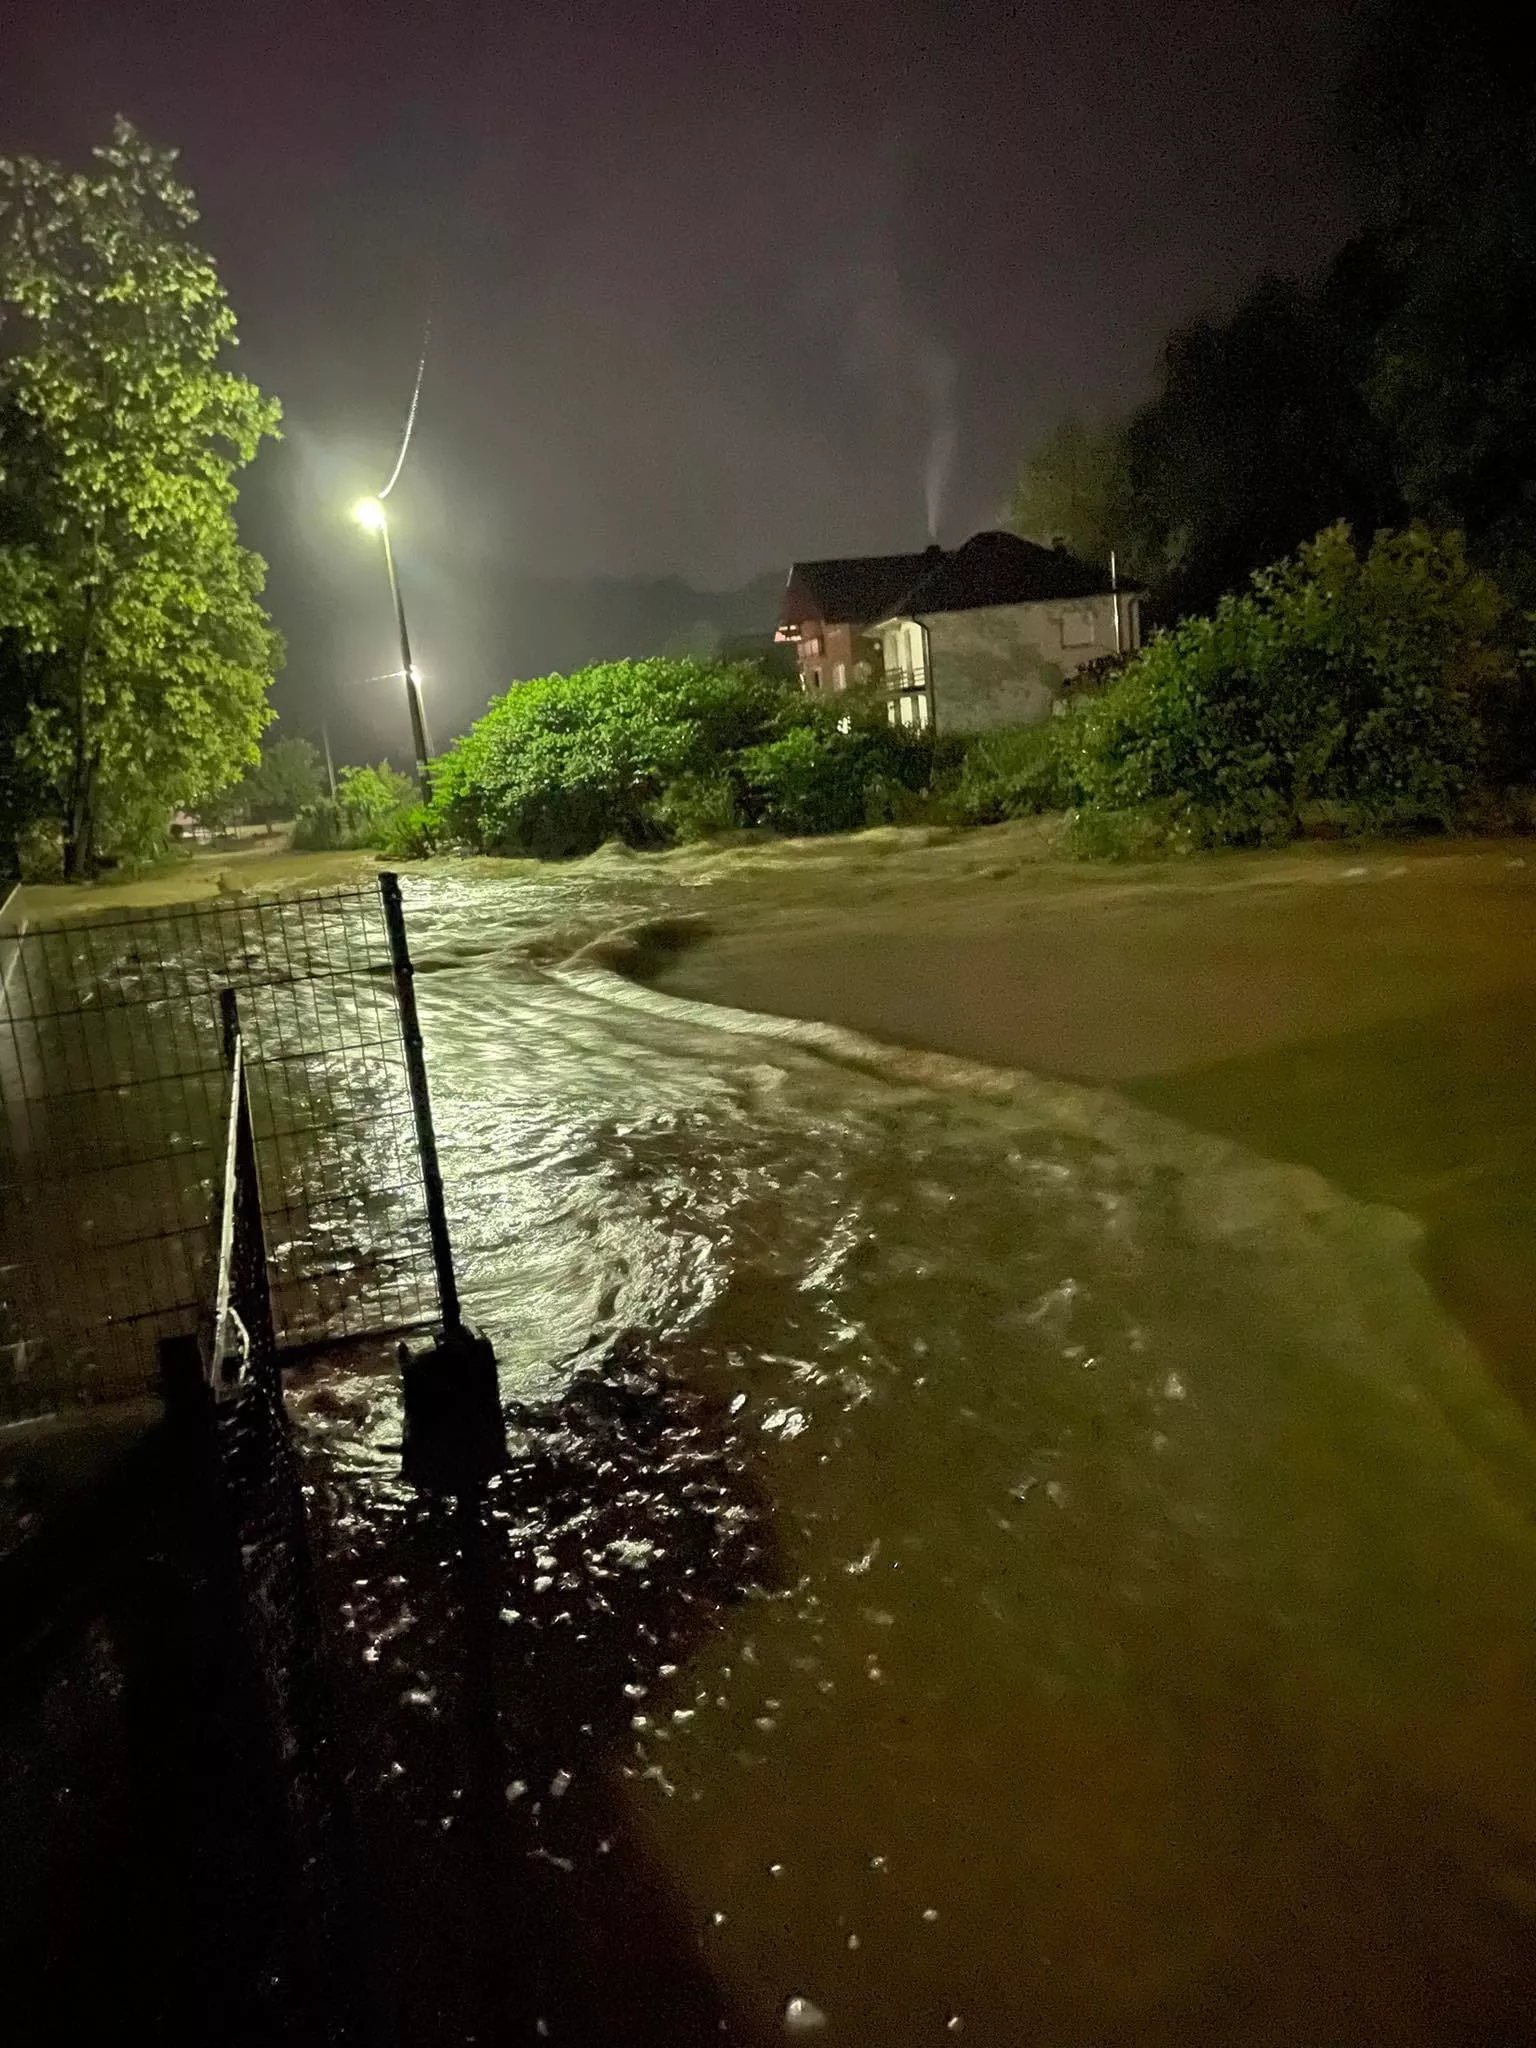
top-left (0, 881), bottom-right (442, 1421)
top-left (158, 1002), bottom-right (364, 2038)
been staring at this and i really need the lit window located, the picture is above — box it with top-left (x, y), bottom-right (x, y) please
top-left (834, 662), bottom-right (847, 691)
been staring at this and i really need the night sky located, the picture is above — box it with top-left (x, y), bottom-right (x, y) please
top-left (4, 0), bottom-right (1363, 753)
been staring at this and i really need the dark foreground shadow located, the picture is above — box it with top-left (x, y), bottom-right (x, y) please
top-left (0, 1413), bottom-right (361, 2047)
top-left (298, 1332), bottom-right (781, 2048)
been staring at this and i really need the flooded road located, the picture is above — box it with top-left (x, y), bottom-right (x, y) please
top-left (293, 853), bottom-right (1536, 2045)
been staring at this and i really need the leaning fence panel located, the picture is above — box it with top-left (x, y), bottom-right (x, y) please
top-left (0, 882), bottom-right (442, 1419)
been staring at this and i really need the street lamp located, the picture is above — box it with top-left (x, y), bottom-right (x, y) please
top-left (352, 494), bottom-right (432, 792)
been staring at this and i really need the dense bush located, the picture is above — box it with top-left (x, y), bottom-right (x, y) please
top-left (737, 711), bottom-right (940, 836)
top-left (1066, 524), bottom-right (1511, 843)
top-left (424, 658), bottom-right (946, 855)
top-left (428, 658), bottom-right (786, 857)
top-left (943, 722), bottom-right (1078, 825)
top-left (292, 761), bottom-right (416, 851)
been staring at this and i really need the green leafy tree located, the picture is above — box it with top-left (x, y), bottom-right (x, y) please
top-left (1337, 5), bottom-right (1536, 600)
top-left (1367, 182), bottom-right (1536, 601)
top-left (291, 760), bottom-right (415, 851)
top-left (1120, 276), bottom-right (1399, 621)
top-left (1068, 524), bottom-right (1508, 842)
top-left (1005, 416), bottom-right (1133, 573)
top-left (0, 118), bottom-right (281, 874)
top-left (243, 735), bottom-right (325, 822)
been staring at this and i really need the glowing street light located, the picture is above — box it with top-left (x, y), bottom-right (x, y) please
top-left (351, 494), bottom-right (432, 790)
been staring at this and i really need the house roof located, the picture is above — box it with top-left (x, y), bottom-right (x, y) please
top-left (885, 530), bottom-right (1118, 618)
top-left (780, 549), bottom-right (940, 631)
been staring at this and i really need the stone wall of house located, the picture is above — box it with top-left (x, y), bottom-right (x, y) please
top-left (921, 593), bottom-right (1130, 733)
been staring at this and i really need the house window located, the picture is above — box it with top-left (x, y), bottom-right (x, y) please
top-left (803, 632), bottom-right (823, 656)
top-left (1061, 611), bottom-right (1096, 649)
top-left (833, 662), bottom-right (847, 691)
top-left (805, 665), bottom-right (823, 690)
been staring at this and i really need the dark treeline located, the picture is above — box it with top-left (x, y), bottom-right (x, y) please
top-left (1009, 2), bottom-right (1536, 622)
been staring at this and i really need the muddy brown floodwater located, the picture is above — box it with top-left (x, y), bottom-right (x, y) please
top-left (259, 831), bottom-right (1536, 2046)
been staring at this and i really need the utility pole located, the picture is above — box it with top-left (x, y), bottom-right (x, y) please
top-left (353, 497), bottom-right (433, 798)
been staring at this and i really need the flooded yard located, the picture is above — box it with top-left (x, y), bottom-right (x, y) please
top-left (9, 830), bottom-right (1536, 2043)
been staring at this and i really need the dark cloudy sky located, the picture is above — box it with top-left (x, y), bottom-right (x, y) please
top-left (3, 0), bottom-right (1363, 742)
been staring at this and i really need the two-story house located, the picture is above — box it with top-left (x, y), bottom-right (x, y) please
top-left (775, 549), bottom-right (938, 695)
top-left (778, 532), bottom-right (1140, 732)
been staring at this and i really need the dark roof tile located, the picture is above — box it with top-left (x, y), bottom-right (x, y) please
top-left (781, 549), bottom-right (939, 629)
top-left (889, 531), bottom-right (1116, 614)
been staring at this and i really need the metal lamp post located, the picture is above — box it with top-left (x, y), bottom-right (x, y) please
top-left (353, 495), bottom-right (432, 794)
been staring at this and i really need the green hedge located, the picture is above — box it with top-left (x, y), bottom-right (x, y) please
top-left (423, 658), bottom-right (946, 856)
top-left (1064, 525), bottom-right (1511, 843)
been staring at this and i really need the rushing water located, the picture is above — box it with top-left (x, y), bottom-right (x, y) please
top-left (289, 862), bottom-right (1536, 2046)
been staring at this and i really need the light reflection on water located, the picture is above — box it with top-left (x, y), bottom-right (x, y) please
top-left (297, 867), bottom-right (1536, 2046)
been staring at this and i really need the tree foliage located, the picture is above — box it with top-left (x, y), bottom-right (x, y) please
top-left (0, 118), bottom-right (281, 873)
top-left (199, 733), bottom-right (325, 830)
top-left (428, 658), bottom-right (788, 857)
top-left (1067, 524), bottom-right (1509, 842)
top-left (1008, 278), bottom-right (1400, 626)
top-left (1005, 416), bottom-right (1131, 572)
top-left (292, 761), bottom-right (416, 851)
top-left (1337, 3), bottom-right (1536, 601)
top-left (1003, 7), bottom-right (1536, 625)
top-left (424, 657), bottom-right (944, 856)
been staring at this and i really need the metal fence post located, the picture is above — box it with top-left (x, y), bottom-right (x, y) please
top-left (217, 988), bottom-right (280, 1389)
top-left (377, 872), bottom-right (462, 1338)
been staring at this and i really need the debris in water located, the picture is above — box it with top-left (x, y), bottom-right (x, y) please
top-left (922, 1907), bottom-right (939, 1923)
top-left (550, 1769), bottom-right (572, 1797)
top-left (504, 1779), bottom-right (528, 1804)
top-left (784, 1996), bottom-right (828, 2032)
top-left (1162, 1371), bottom-right (1186, 1401)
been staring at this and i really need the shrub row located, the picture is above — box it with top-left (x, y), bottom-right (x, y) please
top-left (393, 524), bottom-right (1533, 866)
